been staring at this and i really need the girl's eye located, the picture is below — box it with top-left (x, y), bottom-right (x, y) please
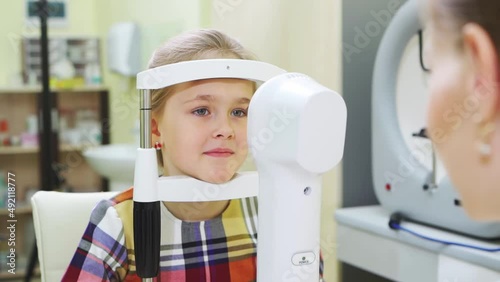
top-left (193, 108), bottom-right (209, 116)
top-left (232, 109), bottom-right (247, 117)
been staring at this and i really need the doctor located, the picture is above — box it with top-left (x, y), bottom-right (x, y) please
top-left (421, 0), bottom-right (500, 220)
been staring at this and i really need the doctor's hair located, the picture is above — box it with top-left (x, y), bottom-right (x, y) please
top-left (147, 29), bottom-right (256, 166)
top-left (432, 0), bottom-right (500, 56)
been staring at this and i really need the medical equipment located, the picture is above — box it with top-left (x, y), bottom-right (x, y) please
top-left (134, 59), bottom-right (347, 281)
top-left (372, 0), bottom-right (500, 239)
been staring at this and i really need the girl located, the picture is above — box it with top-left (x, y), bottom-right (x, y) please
top-left (422, 0), bottom-right (500, 220)
top-left (63, 29), bottom-right (259, 281)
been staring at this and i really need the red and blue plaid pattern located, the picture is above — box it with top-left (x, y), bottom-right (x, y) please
top-left (62, 188), bottom-right (323, 281)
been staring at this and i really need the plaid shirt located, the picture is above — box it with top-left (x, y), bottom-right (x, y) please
top-left (63, 188), bottom-right (323, 281)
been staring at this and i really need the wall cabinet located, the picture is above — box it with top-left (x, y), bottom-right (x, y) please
top-left (0, 86), bottom-right (109, 280)
top-left (21, 36), bottom-right (101, 86)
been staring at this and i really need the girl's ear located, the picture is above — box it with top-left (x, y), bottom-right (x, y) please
top-left (152, 118), bottom-right (161, 136)
top-left (462, 23), bottom-right (500, 123)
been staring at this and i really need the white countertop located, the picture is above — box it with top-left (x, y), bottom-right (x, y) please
top-left (335, 206), bottom-right (500, 281)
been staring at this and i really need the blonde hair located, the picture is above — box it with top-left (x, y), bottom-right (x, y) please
top-left (147, 29), bottom-right (256, 166)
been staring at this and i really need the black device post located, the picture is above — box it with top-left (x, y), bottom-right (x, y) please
top-left (37, 0), bottom-right (59, 193)
top-left (26, 0), bottom-right (59, 280)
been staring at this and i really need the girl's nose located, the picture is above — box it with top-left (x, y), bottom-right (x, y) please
top-left (213, 115), bottom-right (235, 139)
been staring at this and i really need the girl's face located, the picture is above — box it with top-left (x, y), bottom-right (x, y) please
top-left (155, 78), bottom-right (254, 184)
top-left (423, 0), bottom-right (500, 220)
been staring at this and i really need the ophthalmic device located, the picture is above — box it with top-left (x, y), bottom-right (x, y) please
top-left (134, 59), bottom-right (347, 281)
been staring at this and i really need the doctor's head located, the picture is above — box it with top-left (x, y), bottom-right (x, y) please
top-left (422, 0), bottom-right (500, 220)
top-left (148, 29), bottom-right (256, 184)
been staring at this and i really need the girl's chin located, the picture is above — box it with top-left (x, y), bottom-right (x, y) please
top-left (202, 171), bottom-right (236, 184)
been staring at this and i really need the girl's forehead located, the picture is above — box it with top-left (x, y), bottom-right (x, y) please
top-left (190, 78), bottom-right (255, 86)
top-left (168, 79), bottom-right (254, 102)
top-left (176, 78), bottom-right (254, 93)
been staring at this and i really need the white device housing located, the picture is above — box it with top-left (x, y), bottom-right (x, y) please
top-left (249, 73), bottom-right (346, 281)
top-left (107, 22), bottom-right (141, 76)
top-left (134, 59), bottom-right (347, 281)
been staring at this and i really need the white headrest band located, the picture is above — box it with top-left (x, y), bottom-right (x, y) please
top-left (136, 59), bottom-right (286, 89)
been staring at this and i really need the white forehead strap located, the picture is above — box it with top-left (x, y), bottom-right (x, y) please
top-left (136, 59), bottom-right (287, 90)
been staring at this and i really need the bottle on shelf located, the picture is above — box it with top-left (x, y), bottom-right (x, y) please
top-left (84, 62), bottom-right (102, 86)
top-left (0, 119), bottom-right (10, 146)
top-left (0, 170), bottom-right (6, 208)
top-left (20, 115), bottom-right (38, 147)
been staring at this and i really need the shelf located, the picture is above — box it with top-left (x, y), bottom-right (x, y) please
top-left (0, 205), bottom-right (32, 216)
top-left (0, 146), bottom-right (38, 154)
top-left (0, 271), bottom-right (24, 279)
top-left (0, 85), bottom-right (108, 94)
top-left (0, 266), bottom-right (40, 280)
top-left (60, 144), bottom-right (97, 152)
top-left (0, 144), bottom-right (97, 155)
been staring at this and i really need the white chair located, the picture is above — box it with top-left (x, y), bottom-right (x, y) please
top-left (31, 191), bottom-right (118, 282)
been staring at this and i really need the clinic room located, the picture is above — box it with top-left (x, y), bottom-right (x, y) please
top-left (0, 0), bottom-right (499, 281)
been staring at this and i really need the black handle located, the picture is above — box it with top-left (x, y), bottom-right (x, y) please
top-left (133, 201), bottom-right (160, 278)
top-left (412, 127), bottom-right (428, 139)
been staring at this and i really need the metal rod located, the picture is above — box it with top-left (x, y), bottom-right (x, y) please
top-left (140, 89), bottom-right (152, 149)
top-left (137, 89), bottom-right (159, 280)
